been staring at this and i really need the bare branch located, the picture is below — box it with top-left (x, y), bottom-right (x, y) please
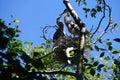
top-left (93, 0), bottom-right (112, 44)
top-left (90, 2), bottom-right (106, 38)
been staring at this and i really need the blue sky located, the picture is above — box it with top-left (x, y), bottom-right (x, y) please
top-left (0, 0), bottom-right (120, 47)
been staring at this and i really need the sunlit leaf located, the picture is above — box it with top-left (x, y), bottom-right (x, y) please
top-left (66, 68), bottom-right (71, 72)
top-left (100, 57), bottom-right (103, 61)
top-left (69, 50), bottom-right (75, 56)
top-left (14, 19), bottom-right (20, 23)
top-left (96, 73), bottom-right (100, 78)
top-left (104, 61), bottom-right (108, 65)
top-left (40, 47), bottom-right (45, 50)
top-left (24, 41), bottom-right (31, 44)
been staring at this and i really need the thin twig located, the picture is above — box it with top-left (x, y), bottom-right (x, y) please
top-left (89, 25), bottom-right (94, 33)
top-left (93, 0), bottom-right (111, 44)
top-left (40, 25), bottom-right (57, 40)
top-left (90, 0), bottom-right (106, 38)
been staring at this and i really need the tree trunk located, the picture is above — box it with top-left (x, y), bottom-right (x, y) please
top-left (63, 0), bottom-right (86, 80)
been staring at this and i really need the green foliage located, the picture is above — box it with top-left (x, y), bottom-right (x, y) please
top-left (0, 19), bottom-right (119, 79)
top-left (0, 19), bottom-right (46, 80)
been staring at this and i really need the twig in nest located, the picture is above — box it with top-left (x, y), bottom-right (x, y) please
top-left (40, 25), bottom-right (57, 40)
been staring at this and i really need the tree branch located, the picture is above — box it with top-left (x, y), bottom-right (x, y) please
top-left (63, 0), bottom-right (86, 31)
top-left (39, 70), bottom-right (76, 77)
top-left (90, 1), bottom-right (106, 38)
top-left (63, 0), bottom-right (86, 80)
top-left (93, 0), bottom-right (112, 44)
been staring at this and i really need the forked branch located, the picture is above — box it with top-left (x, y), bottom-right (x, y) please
top-left (93, 0), bottom-right (112, 44)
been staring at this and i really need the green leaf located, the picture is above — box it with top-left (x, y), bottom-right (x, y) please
top-left (112, 51), bottom-right (119, 54)
top-left (100, 52), bottom-right (105, 57)
top-left (91, 8), bottom-right (97, 18)
top-left (104, 56), bottom-right (111, 61)
top-left (103, 68), bottom-right (107, 72)
top-left (97, 64), bottom-right (104, 71)
top-left (94, 45), bottom-right (99, 51)
top-left (86, 45), bottom-right (93, 50)
top-left (83, 1), bottom-right (87, 5)
top-left (90, 68), bottom-right (95, 76)
top-left (83, 8), bottom-right (90, 12)
top-left (66, 68), bottom-right (71, 72)
top-left (108, 45), bottom-right (113, 51)
top-left (99, 48), bottom-right (106, 51)
top-left (106, 42), bottom-right (112, 46)
top-left (96, 73), bottom-right (100, 78)
top-left (91, 13), bottom-right (96, 18)
top-left (14, 19), bottom-right (20, 23)
top-left (114, 23), bottom-right (118, 27)
top-left (96, 6), bottom-right (102, 12)
top-left (106, 42), bottom-right (113, 51)
top-left (24, 41), bottom-right (31, 44)
top-left (114, 38), bottom-right (120, 43)
top-left (91, 8), bottom-right (97, 12)
top-left (93, 61), bottom-right (99, 66)
top-left (90, 57), bottom-right (94, 62)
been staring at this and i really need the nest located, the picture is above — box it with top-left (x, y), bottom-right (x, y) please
top-left (53, 36), bottom-right (80, 65)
